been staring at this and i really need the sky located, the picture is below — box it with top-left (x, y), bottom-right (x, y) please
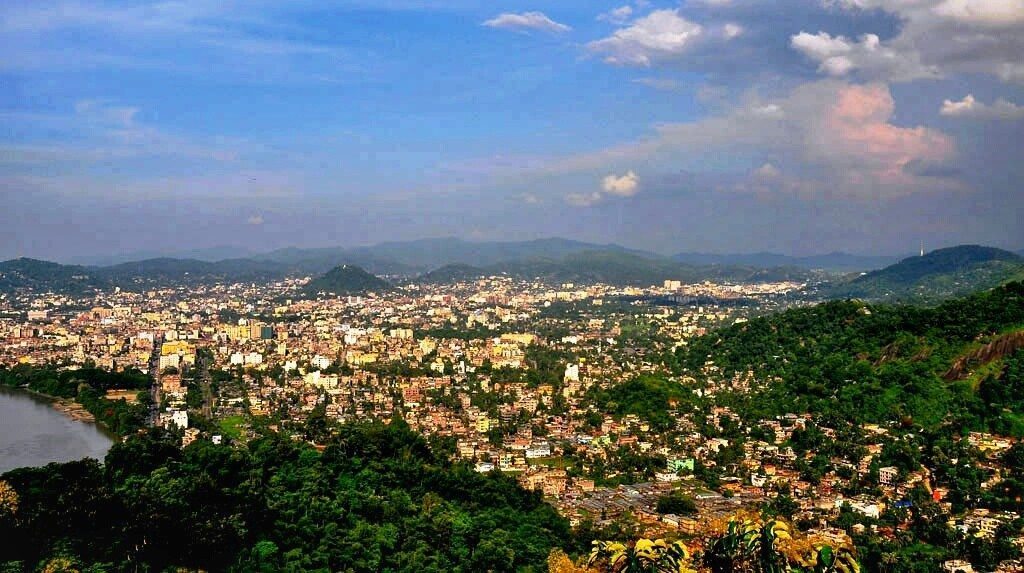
top-left (1, 0), bottom-right (1022, 261)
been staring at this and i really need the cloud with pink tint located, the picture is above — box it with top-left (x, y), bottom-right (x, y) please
top-left (534, 80), bottom-right (958, 200)
top-left (819, 83), bottom-right (954, 182)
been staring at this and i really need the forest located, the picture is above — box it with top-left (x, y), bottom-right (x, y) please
top-left (671, 281), bottom-right (1024, 435)
top-left (0, 419), bottom-right (569, 572)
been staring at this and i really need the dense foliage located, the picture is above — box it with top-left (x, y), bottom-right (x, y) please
top-left (826, 245), bottom-right (1024, 302)
top-left (586, 375), bottom-right (691, 432)
top-left (304, 264), bottom-right (391, 296)
top-left (0, 364), bottom-right (149, 435)
top-left (0, 419), bottom-right (570, 572)
top-left (673, 281), bottom-right (1024, 434)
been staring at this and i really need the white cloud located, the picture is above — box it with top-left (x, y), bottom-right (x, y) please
top-left (566, 170), bottom-right (641, 206)
top-left (602, 170), bottom-right (640, 196)
top-left (753, 163), bottom-right (781, 179)
top-left (722, 23), bottom-right (744, 39)
top-left (483, 12), bottom-right (571, 33)
top-left (820, 0), bottom-right (1024, 83)
top-left (541, 80), bottom-right (957, 200)
top-left (940, 94), bottom-right (1024, 119)
top-left (587, 10), bottom-right (702, 66)
top-left (791, 31), bottom-right (936, 80)
top-left (933, 0), bottom-right (1024, 26)
top-left (247, 214), bottom-right (265, 225)
top-left (598, 6), bottom-right (633, 25)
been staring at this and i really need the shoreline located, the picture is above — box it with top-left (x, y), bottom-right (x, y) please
top-left (2, 385), bottom-right (117, 438)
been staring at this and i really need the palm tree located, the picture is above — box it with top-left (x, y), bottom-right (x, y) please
top-left (589, 538), bottom-right (696, 573)
top-left (702, 519), bottom-right (790, 573)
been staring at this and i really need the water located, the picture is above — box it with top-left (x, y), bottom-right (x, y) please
top-left (0, 387), bottom-right (114, 475)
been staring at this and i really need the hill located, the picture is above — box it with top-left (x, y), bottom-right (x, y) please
top-left (99, 257), bottom-right (287, 284)
top-left (0, 258), bottom-right (108, 294)
top-left (257, 237), bottom-right (656, 276)
top-left (673, 251), bottom-right (899, 272)
top-left (70, 245), bottom-right (256, 266)
top-left (673, 281), bottom-right (1024, 433)
top-left (416, 263), bottom-right (487, 284)
top-left (825, 245), bottom-right (1024, 302)
top-left (304, 264), bottom-right (390, 296)
top-left (491, 250), bottom-right (817, 286)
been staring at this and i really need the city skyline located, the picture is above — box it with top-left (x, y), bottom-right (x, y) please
top-left (2, 0), bottom-right (1023, 260)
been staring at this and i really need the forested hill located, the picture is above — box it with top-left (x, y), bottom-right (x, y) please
top-left (0, 420), bottom-right (568, 572)
top-left (826, 245), bottom-right (1024, 302)
top-left (673, 281), bottom-right (1024, 433)
top-left (304, 264), bottom-right (390, 296)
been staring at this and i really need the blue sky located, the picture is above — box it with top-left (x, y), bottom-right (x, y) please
top-left (1, 0), bottom-right (1022, 260)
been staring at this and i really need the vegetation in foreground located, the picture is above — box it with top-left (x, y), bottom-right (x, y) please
top-left (0, 419), bottom-right (568, 572)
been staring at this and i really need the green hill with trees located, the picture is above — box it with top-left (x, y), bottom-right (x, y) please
top-left (0, 420), bottom-right (568, 572)
top-left (0, 258), bottom-right (108, 294)
top-left (826, 245), bottom-right (1024, 302)
top-left (416, 263), bottom-right (488, 284)
top-left (672, 281), bottom-right (1024, 434)
top-left (304, 264), bottom-right (390, 296)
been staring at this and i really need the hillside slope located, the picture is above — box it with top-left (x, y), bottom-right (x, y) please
top-left (826, 245), bottom-right (1024, 302)
top-left (675, 281), bottom-right (1024, 433)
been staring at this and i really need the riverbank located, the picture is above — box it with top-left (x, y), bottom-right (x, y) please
top-left (10, 386), bottom-right (103, 429)
top-left (0, 387), bottom-right (115, 474)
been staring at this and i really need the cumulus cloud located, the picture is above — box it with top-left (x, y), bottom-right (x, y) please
top-left (820, 0), bottom-right (1024, 83)
top-left (546, 80), bottom-right (957, 199)
top-left (602, 170), bottom-right (640, 196)
top-left (817, 83), bottom-right (955, 181)
top-left (566, 170), bottom-right (641, 206)
top-left (247, 214), bottom-right (264, 225)
top-left (587, 10), bottom-right (702, 66)
top-left (940, 94), bottom-right (1024, 119)
top-left (791, 31), bottom-right (936, 80)
top-left (483, 12), bottom-right (571, 33)
top-left (932, 0), bottom-right (1024, 26)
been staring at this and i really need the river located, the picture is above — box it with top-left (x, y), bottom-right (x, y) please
top-left (0, 387), bottom-right (115, 475)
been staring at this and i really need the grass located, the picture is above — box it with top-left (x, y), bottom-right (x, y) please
top-left (218, 415), bottom-right (248, 440)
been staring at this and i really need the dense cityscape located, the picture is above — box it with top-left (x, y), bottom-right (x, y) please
top-left (1, 245), bottom-right (1023, 571)
top-left (3, 0), bottom-right (1023, 570)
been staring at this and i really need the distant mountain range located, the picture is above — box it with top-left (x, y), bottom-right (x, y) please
top-left (825, 245), bottom-right (1024, 302)
top-left (5, 238), bottom-right (1020, 297)
top-left (70, 246), bottom-right (258, 266)
top-left (672, 251), bottom-right (902, 272)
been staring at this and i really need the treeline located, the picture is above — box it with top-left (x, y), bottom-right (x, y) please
top-left (0, 364), bottom-right (149, 436)
top-left (670, 281), bottom-right (1024, 434)
top-left (0, 419), bottom-right (570, 572)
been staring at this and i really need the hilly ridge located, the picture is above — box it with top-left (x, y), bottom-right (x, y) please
top-left (7, 240), bottom-right (1021, 296)
top-left (826, 245), bottom-right (1024, 302)
top-left (675, 280), bottom-right (1024, 433)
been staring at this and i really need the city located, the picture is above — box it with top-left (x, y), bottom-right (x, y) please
top-left (2, 0), bottom-right (1023, 571)
top-left (1, 247), bottom-right (1023, 571)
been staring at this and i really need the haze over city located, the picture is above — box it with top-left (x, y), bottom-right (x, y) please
top-left (2, 0), bottom-right (1023, 261)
